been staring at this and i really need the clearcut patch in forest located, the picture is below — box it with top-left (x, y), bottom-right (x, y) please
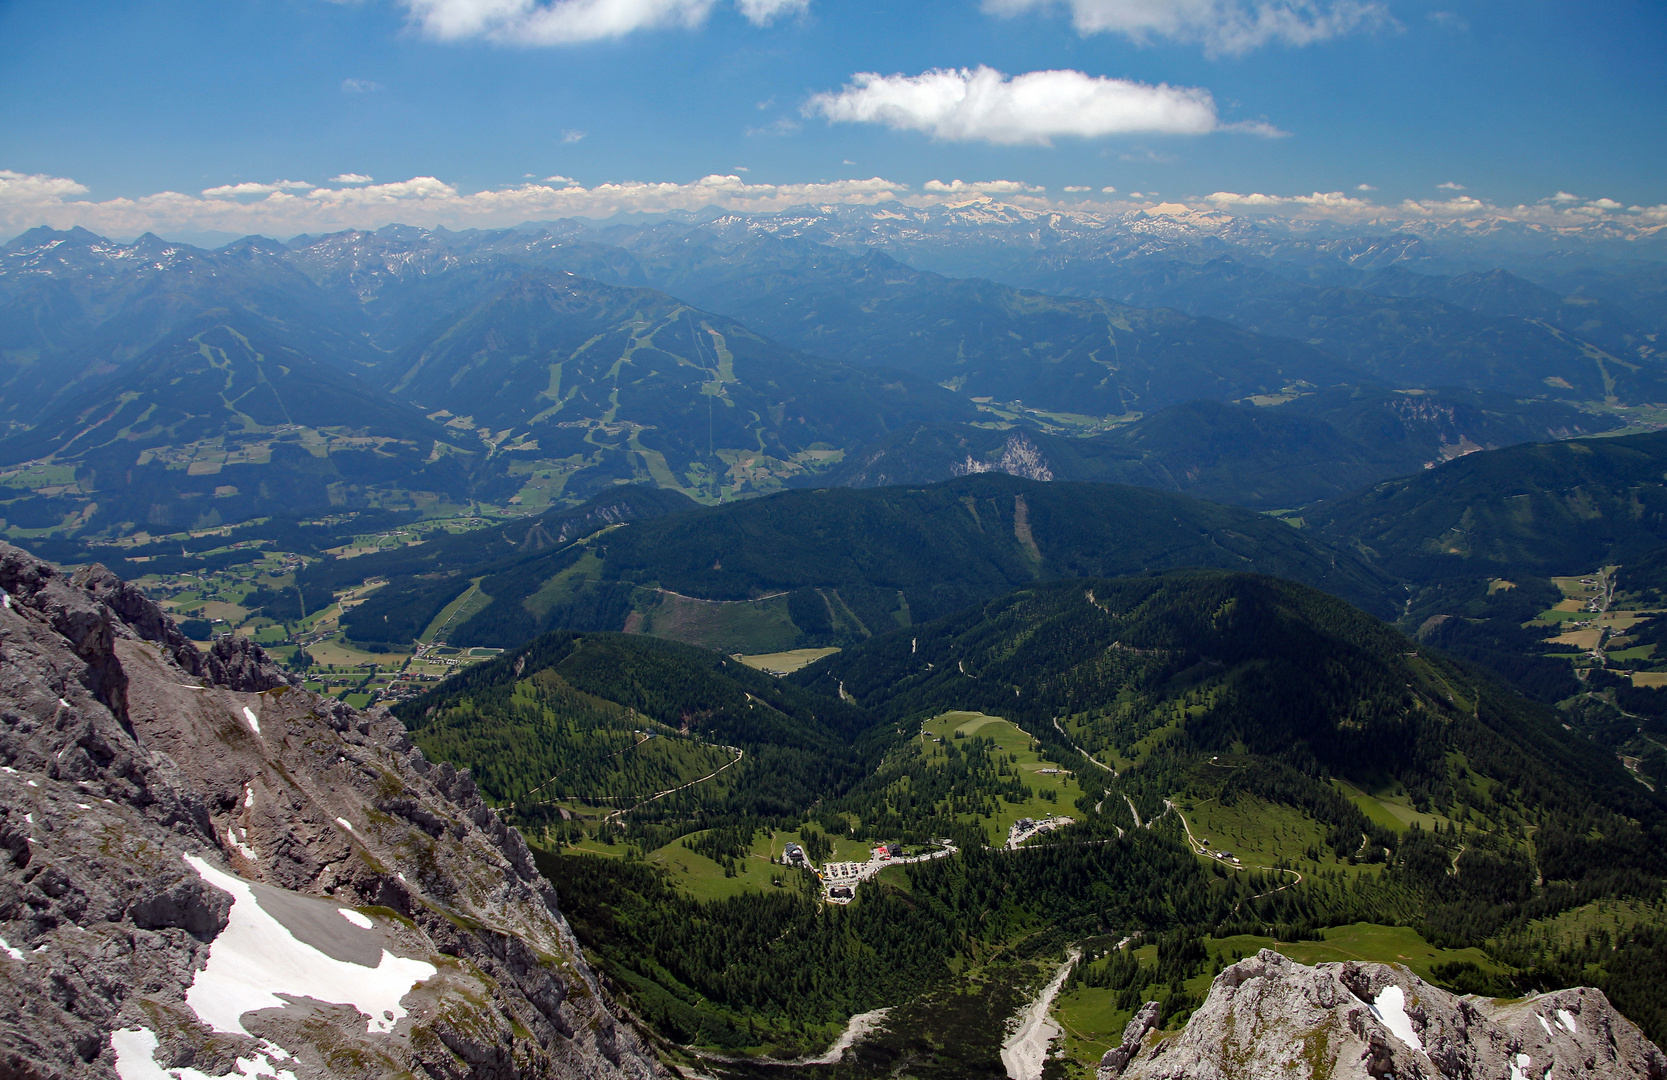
top-left (631, 589), bottom-right (802, 654)
top-left (736, 647), bottom-right (841, 675)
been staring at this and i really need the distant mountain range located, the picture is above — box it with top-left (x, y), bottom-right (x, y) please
top-left (0, 212), bottom-right (1659, 538)
top-left (815, 388), bottom-right (1619, 509)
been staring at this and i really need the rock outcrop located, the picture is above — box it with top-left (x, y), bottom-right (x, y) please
top-left (0, 544), bottom-right (664, 1080)
top-left (1104, 949), bottom-right (1665, 1080)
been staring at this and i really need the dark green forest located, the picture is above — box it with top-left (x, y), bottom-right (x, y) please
top-left (396, 571), bottom-right (1667, 1059)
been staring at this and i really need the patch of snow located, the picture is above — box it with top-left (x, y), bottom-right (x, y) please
top-left (58, 698), bottom-right (70, 708)
top-left (335, 816), bottom-right (354, 833)
top-left (1509, 1052), bottom-right (1534, 1080)
top-left (338, 908), bottom-right (373, 929)
top-left (2, 592), bottom-right (11, 608)
top-left (110, 1027), bottom-right (299, 1080)
top-left (25, 780), bottom-right (37, 787)
top-left (1370, 985), bottom-right (1423, 1052)
top-left (243, 784), bottom-right (255, 809)
top-left (226, 827), bottom-right (257, 861)
top-left (241, 706), bottom-right (260, 734)
top-left (396, 871), bottom-right (406, 883)
top-left (1537, 1013), bottom-right (1553, 1037)
top-left (0, 936), bottom-right (24, 961)
top-left (76, 803), bottom-right (90, 810)
top-left (0, 766), bottom-right (14, 773)
top-left (1557, 1008), bottom-right (1578, 1034)
top-left (24, 813), bottom-right (32, 824)
top-left (181, 854), bottom-right (435, 1036)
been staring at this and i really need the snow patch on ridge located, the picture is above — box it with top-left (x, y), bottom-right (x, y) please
top-left (181, 854), bottom-right (434, 1036)
top-left (1371, 985), bottom-right (1423, 1052)
top-left (111, 1027), bottom-right (298, 1080)
top-left (241, 706), bottom-right (260, 734)
top-left (339, 908), bottom-right (373, 929)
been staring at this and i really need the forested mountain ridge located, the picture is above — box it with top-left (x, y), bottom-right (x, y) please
top-left (578, 229), bottom-right (1363, 418)
top-left (342, 473), bottom-right (1396, 653)
top-left (813, 388), bottom-right (1618, 509)
top-left (1310, 427), bottom-right (1667, 580)
top-left (397, 629), bottom-right (874, 828)
top-left (376, 267), bottom-right (976, 503)
top-left (0, 319), bottom-right (483, 534)
top-left (798, 572), bottom-right (1655, 827)
top-left (0, 226), bottom-right (375, 428)
top-left (388, 566), bottom-right (1667, 1064)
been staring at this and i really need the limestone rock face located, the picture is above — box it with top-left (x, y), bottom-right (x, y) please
top-left (0, 544), bottom-right (664, 1080)
top-left (1108, 949), bottom-right (1665, 1080)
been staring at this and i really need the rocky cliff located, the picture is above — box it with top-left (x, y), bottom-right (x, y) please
top-left (0, 543), bottom-right (664, 1080)
top-left (1106, 949), bottom-right (1665, 1080)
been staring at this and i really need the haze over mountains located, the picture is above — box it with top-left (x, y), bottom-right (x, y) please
top-left (2, 201), bottom-right (1657, 537)
top-left (7, 197), bottom-right (1667, 1079)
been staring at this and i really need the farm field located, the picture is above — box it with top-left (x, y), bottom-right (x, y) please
top-left (108, 512), bottom-right (510, 707)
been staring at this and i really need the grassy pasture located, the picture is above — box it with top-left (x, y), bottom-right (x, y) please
top-left (916, 711), bottom-right (1086, 845)
top-left (1180, 795), bottom-right (1332, 869)
top-left (421, 576), bottom-right (489, 643)
top-left (628, 826), bottom-right (843, 902)
top-left (1335, 779), bottom-right (1451, 834)
top-left (1512, 895), bottom-right (1667, 950)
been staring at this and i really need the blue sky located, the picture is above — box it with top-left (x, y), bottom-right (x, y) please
top-left (1, 0), bottom-right (1663, 237)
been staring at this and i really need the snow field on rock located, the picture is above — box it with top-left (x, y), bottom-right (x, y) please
top-left (182, 854), bottom-right (435, 1035)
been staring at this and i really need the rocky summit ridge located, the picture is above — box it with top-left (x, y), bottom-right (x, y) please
top-left (0, 543), bottom-right (662, 1080)
top-left (1105, 949), bottom-right (1665, 1080)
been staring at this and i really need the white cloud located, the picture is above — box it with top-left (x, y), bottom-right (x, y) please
top-left (331, 173), bottom-right (375, 184)
top-left (984, 0), bottom-right (1392, 56)
top-left (734, 0), bottom-right (807, 22)
top-left (1427, 10), bottom-right (1468, 31)
top-left (0, 170), bottom-right (912, 237)
top-left (1356, 183), bottom-right (1375, 191)
top-left (745, 116), bottom-right (802, 136)
top-left (1063, 185), bottom-right (1092, 191)
top-left (6, 170), bottom-right (1661, 241)
top-left (923, 179), bottom-right (1045, 194)
top-left (202, 180), bottom-right (315, 197)
top-left (804, 66), bottom-right (1266, 146)
top-left (400, 0), bottom-right (799, 45)
top-left (561, 129), bottom-right (587, 143)
top-left (1437, 180), bottom-right (1465, 190)
top-left (1206, 189), bottom-right (1377, 213)
top-left (341, 78), bottom-right (385, 93)
top-left (1550, 191), bottom-right (1580, 202)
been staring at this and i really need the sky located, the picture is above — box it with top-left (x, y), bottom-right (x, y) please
top-left (1, 0), bottom-right (1664, 240)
